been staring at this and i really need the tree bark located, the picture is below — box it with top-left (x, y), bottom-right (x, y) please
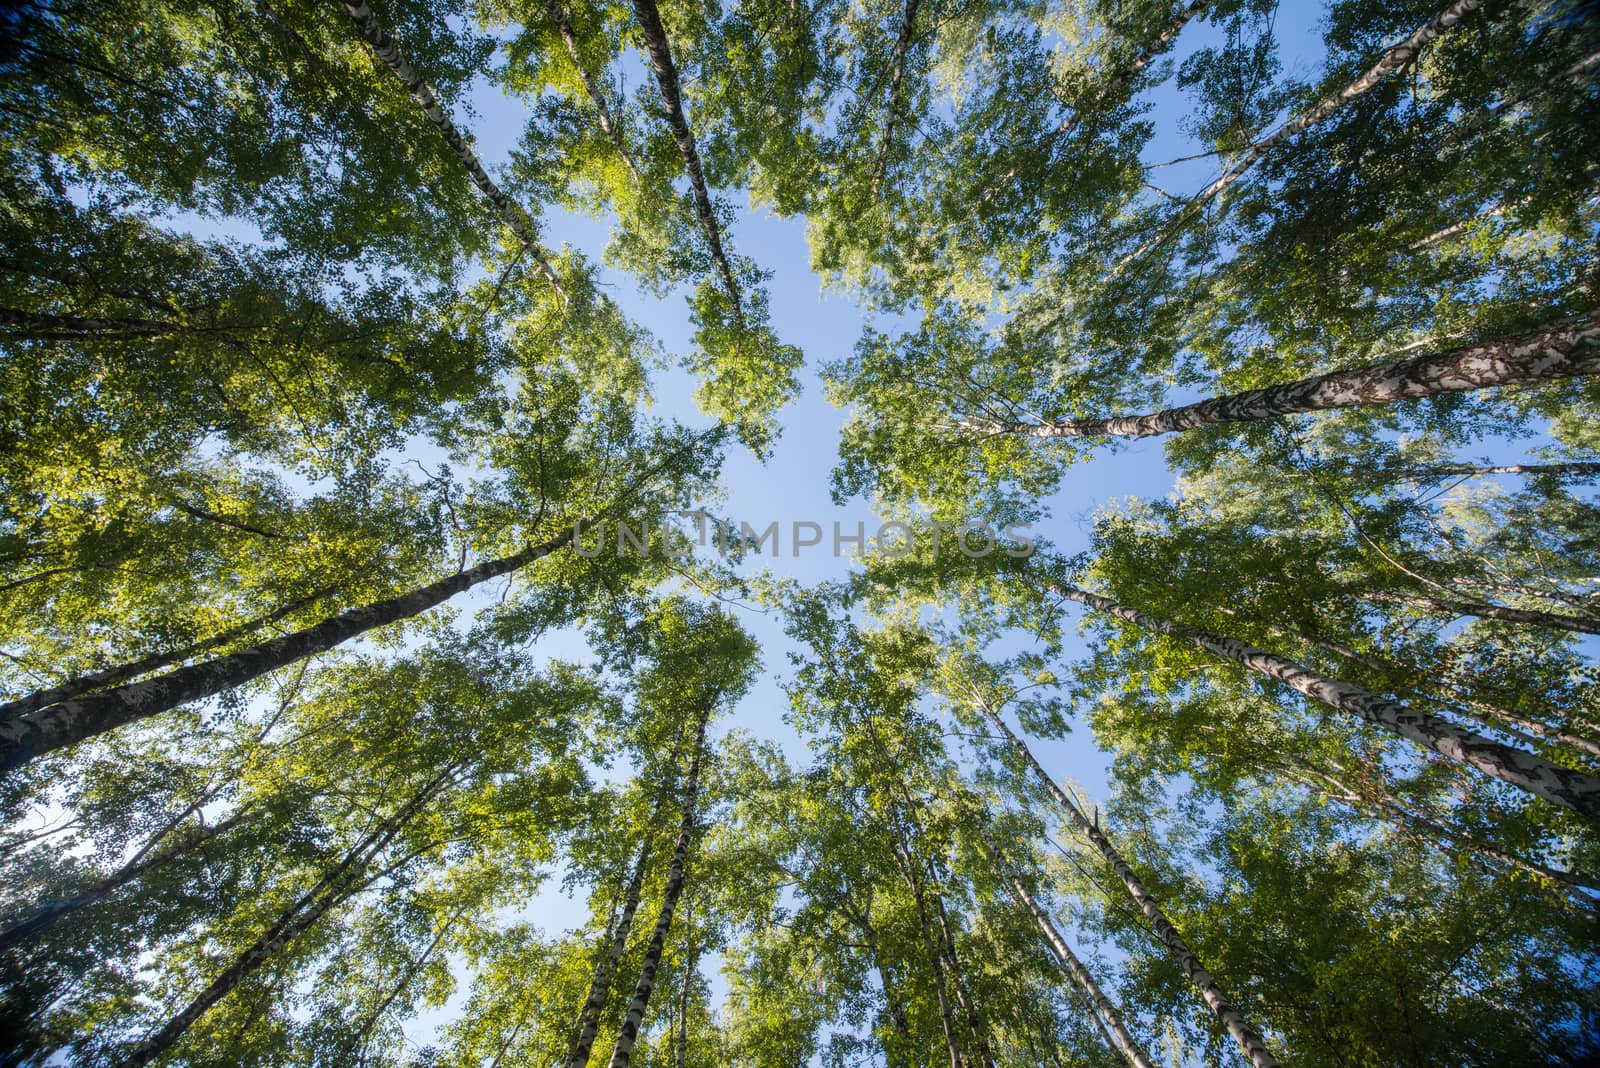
top-left (985, 839), bottom-right (1157, 1068)
top-left (1379, 460), bottom-right (1600, 482)
top-left (1115, 0), bottom-right (1487, 271)
top-left (340, 0), bottom-right (565, 293)
top-left (628, 0), bottom-right (745, 327)
top-left (607, 703), bottom-right (711, 1067)
top-left (0, 586), bottom-right (334, 721)
top-left (1037, 578), bottom-right (1600, 820)
top-left (981, 316), bottom-right (1599, 440)
top-left (980, 0), bottom-right (1212, 202)
top-left (871, 0), bottom-right (920, 193)
top-left (1367, 588), bottom-right (1600, 637)
top-left (564, 828), bottom-right (659, 1068)
top-left (969, 694), bottom-right (1281, 1068)
top-left (0, 804), bottom-right (257, 953)
top-left (0, 530), bottom-right (571, 772)
top-left (115, 766), bottom-right (454, 1067)
top-left (541, 0), bottom-right (641, 181)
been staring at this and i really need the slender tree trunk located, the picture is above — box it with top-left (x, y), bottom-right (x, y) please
top-left (541, 0), bottom-right (641, 181)
top-left (1367, 588), bottom-right (1600, 637)
top-left (970, 694), bottom-right (1281, 1068)
top-left (0, 586), bottom-right (333, 721)
top-left (1115, 0), bottom-right (1487, 271)
top-left (1038, 578), bottom-right (1600, 819)
top-left (115, 766), bottom-right (455, 1067)
top-left (565, 828), bottom-right (660, 1068)
top-left (980, 0), bottom-right (1211, 202)
top-left (335, 906), bottom-right (463, 1062)
top-left (0, 804), bottom-right (257, 952)
top-left (0, 530), bottom-right (572, 772)
top-left (928, 879), bottom-right (995, 1068)
top-left (872, 0), bottom-right (920, 193)
top-left (607, 703), bottom-right (712, 1068)
top-left (340, 0), bottom-right (565, 293)
top-left (628, 0), bottom-right (745, 326)
top-left (888, 840), bottom-right (965, 1068)
top-left (0, 306), bottom-right (177, 340)
top-left (980, 316), bottom-right (1599, 440)
top-left (1379, 460), bottom-right (1600, 482)
top-left (673, 895), bottom-right (693, 1068)
top-left (984, 838), bottom-right (1157, 1068)
top-left (1272, 747), bottom-right (1600, 898)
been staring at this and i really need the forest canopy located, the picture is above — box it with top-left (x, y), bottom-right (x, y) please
top-left (1, 0), bottom-right (1599, 1064)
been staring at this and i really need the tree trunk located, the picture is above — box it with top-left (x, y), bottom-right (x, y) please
top-left (607, 703), bottom-right (712, 1067)
top-left (1115, 0), bottom-right (1487, 271)
top-left (1272, 747), bottom-right (1600, 899)
top-left (340, 0), bottom-right (565, 293)
top-left (1038, 579), bottom-right (1600, 820)
top-left (627, 0), bottom-right (745, 327)
top-left (1385, 461), bottom-right (1600, 481)
top-left (541, 0), bottom-right (641, 181)
top-left (0, 530), bottom-right (571, 772)
top-left (115, 766), bottom-right (454, 1067)
top-left (0, 586), bottom-right (334, 720)
top-left (0, 804), bottom-right (257, 952)
top-left (335, 906), bottom-right (464, 1062)
top-left (565, 828), bottom-right (660, 1068)
top-left (888, 839), bottom-right (965, 1068)
top-left (969, 694), bottom-right (1281, 1068)
top-left (871, 0), bottom-right (920, 193)
top-left (929, 878), bottom-right (995, 1068)
top-left (980, 0), bottom-right (1211, 202)
top-left (1367, 588), bottom-right (1600, 637)
top-left (986, 840), bottom-right (1157, 1068)
top-left (980, 316), bottom-right (1598, 440)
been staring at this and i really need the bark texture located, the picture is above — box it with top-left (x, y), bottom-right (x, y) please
top-left (971, 695), bottom-right (1281, 1068)
top-left (1039, 579), bottom-right (1600, 820)
top-left (607, 704), bottom-right (710, 1067)
top-left (564, 830), bottom-right (658, 1068)
top-left (542, 0), bottom-right (640, 181)
top-left (987, 317), bottom-right (1598, 440)
top-left (0, 587), bottom-right (332, 720)
top-left (0, 532), bottom-right (570, 772)
top-left (628, 0), bottom-right (745, 326)
top-left (990, 844), bottom-right (1157, 1068)
top-left (116, 767), bottom-right (452, 1067)
top-left (1115, 0), bottom-right (1487, 271)
top-left (872, 0), bottom-right (921, 192)
top-left (1368, 588), bottom-right (1600, 637)
top-left (341, 0), bottom-right (565, 292)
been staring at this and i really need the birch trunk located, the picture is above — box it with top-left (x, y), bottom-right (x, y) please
top-left (541, 0), bottom-right (640, 181)
top-left (628, 0), bottom-right (745, 326)
top-left (1039, 579), bottom-right (1600, 819)
top-left (607, 704), bottom-right (711, 1067)
top-left (0, 530), bottom-right (571, 772)
top-left (1115, 0), bottom-right (1487, 271)
top-left (986, 840), bottom-right (1157, 1068)
top-left (0, 586), bottom-right (333, 720)
top-left (0, 805), bottom-right (257, 952)
top-left (115, 766), bottom-right (454, 1067)
top-left (1367, 588), bottom-right (1600, 637)
top-left (980, 0), bottom-right (1211, 202)
top-left (1381, 460), bottom-right (1600, 482)
top-left (564, 829), bottom-right (659, 1068)
top-left (982, 316), bottom-right (1599, 440)
top-left (871, 0), bottom-right (920, 192)
top-left (340, 0), bottom-right (565, 293)
top-left (970, 695), bottom-right (1281, 1068)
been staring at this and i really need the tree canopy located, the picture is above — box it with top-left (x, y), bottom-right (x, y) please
top-left (2, 0), bottom-right (1598, 1064)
